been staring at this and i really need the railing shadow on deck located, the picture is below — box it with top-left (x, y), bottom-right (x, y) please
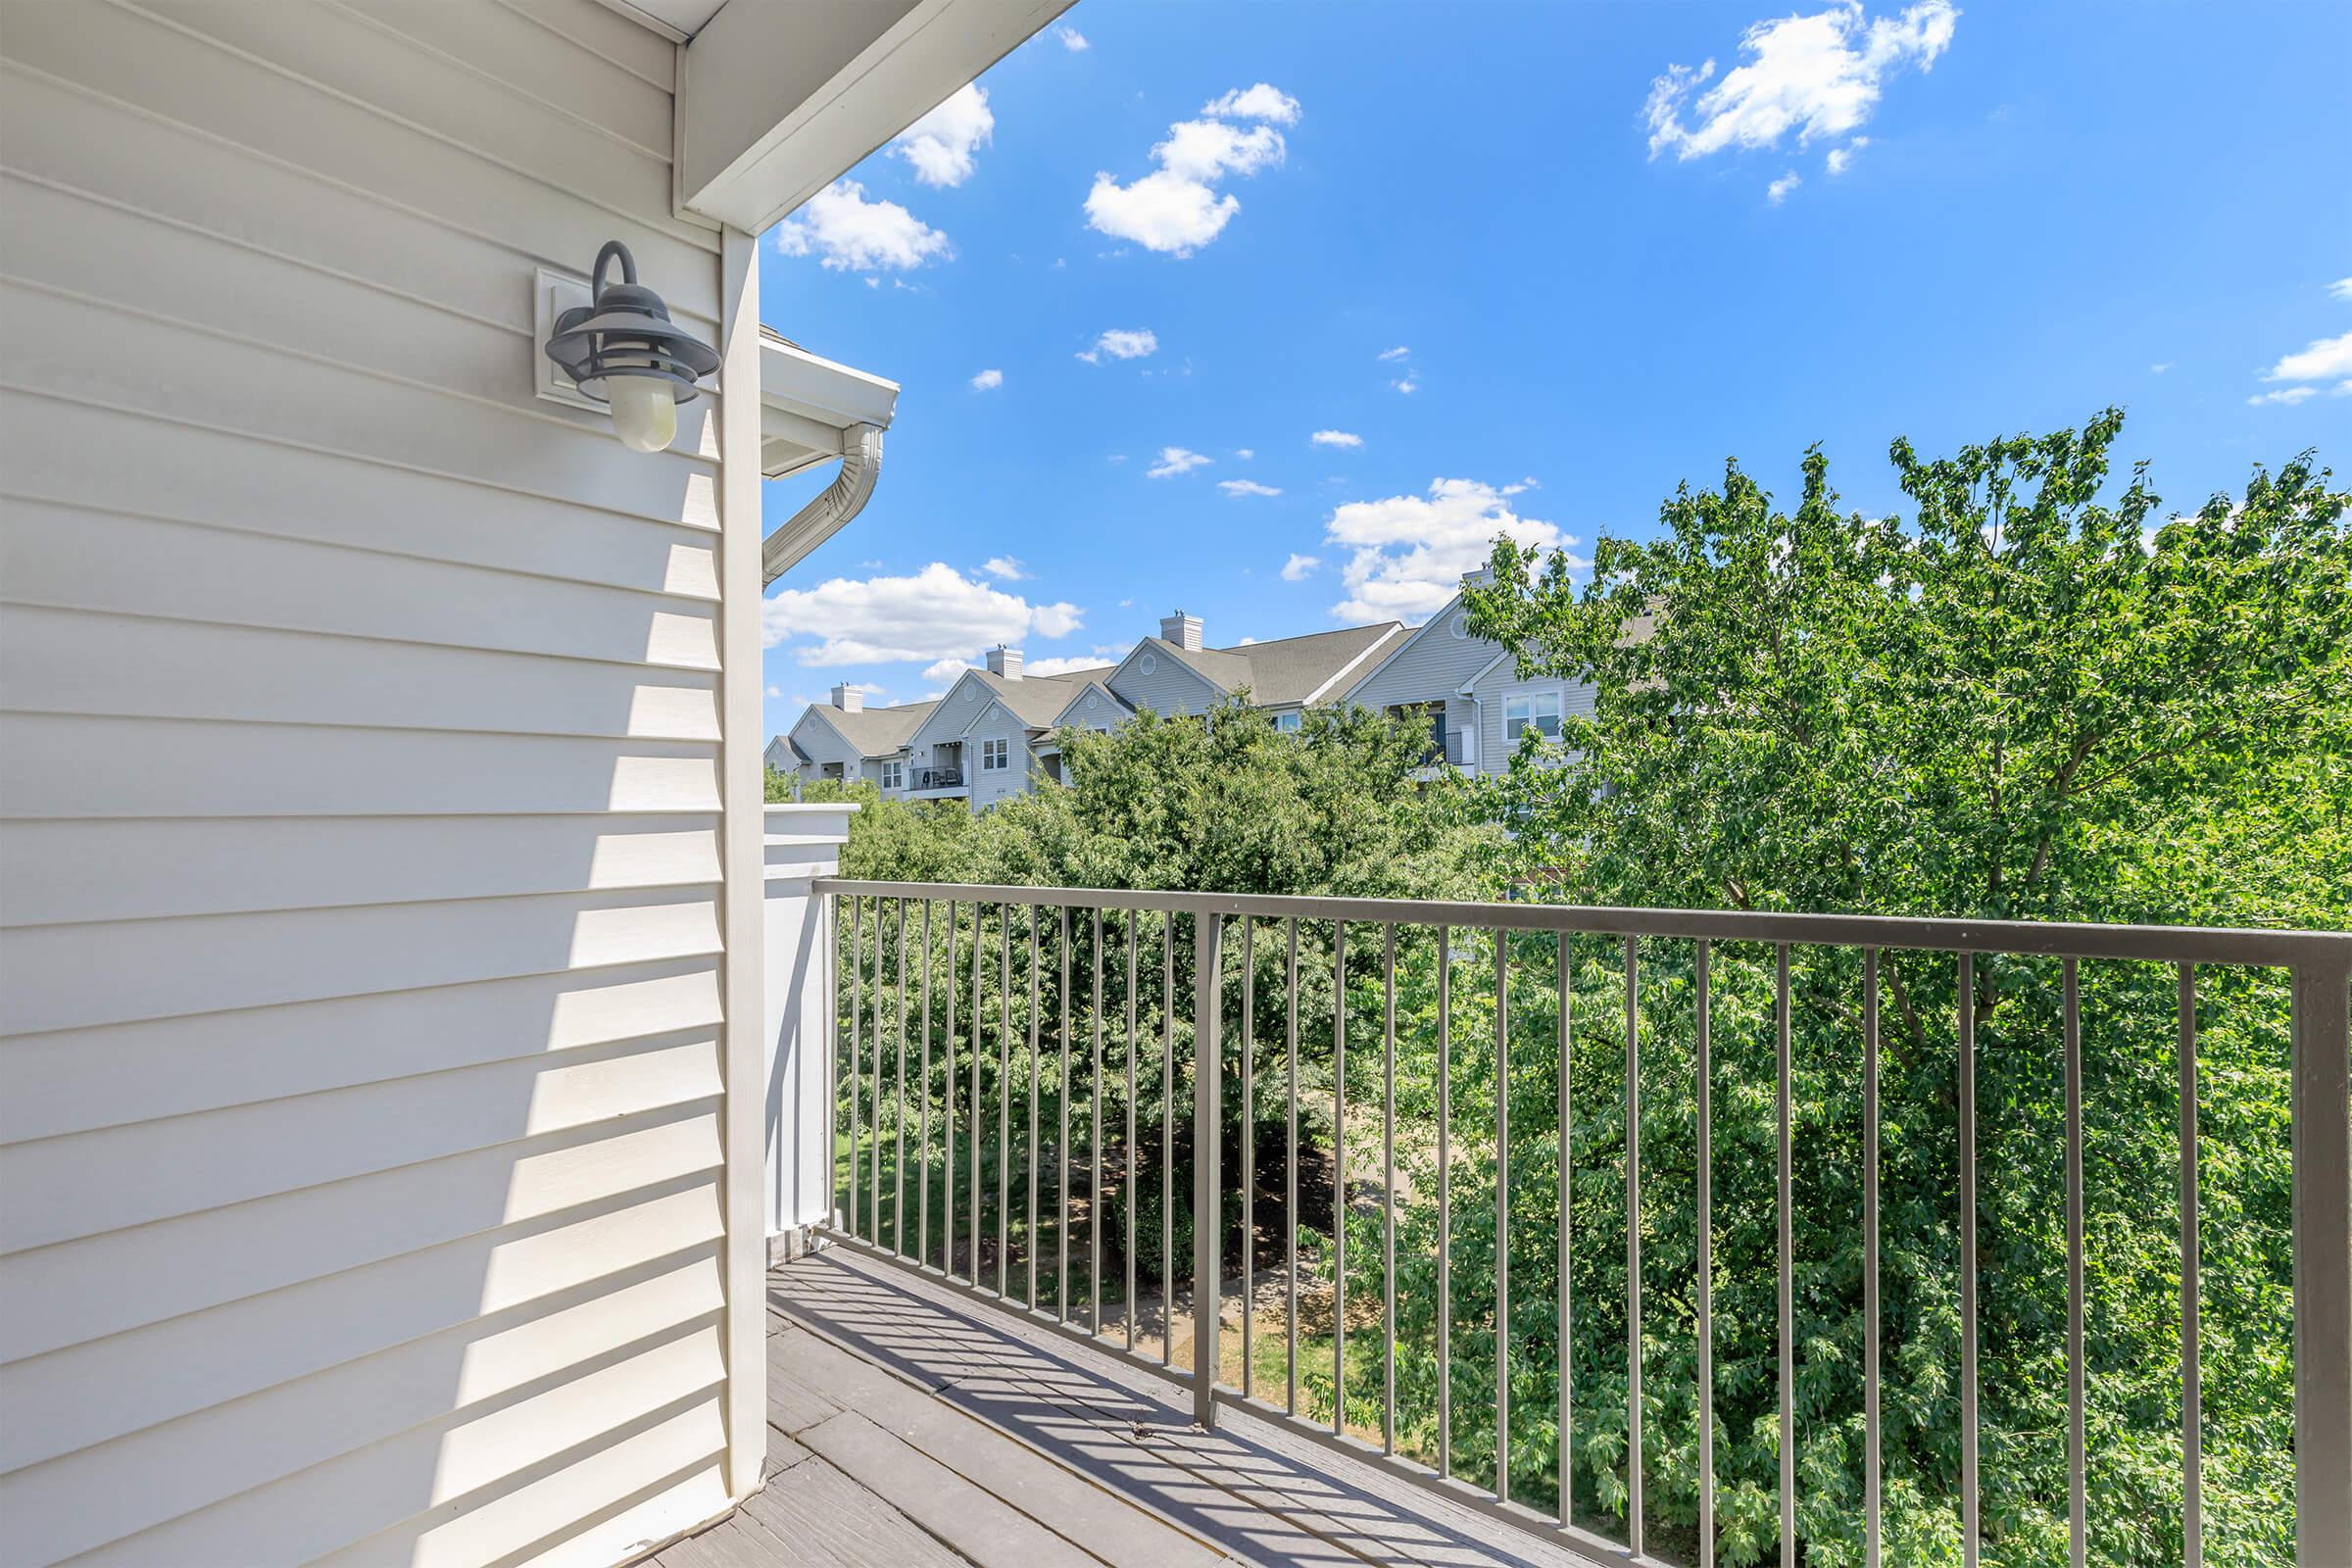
top-left (770, 1249), bottom-right (1600, 1568)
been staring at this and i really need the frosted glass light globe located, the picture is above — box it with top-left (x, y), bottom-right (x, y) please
top-left (609, 375), bottom-right (677, 454)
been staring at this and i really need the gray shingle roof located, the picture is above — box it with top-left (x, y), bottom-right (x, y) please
top-left (808, 699), bottom-right (937, 758)
top-left (1212, 622), bottom-right (1405, 706)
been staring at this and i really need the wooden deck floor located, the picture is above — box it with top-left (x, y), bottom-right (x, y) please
top-left (653, 1246), bottom-right (1620, 1568)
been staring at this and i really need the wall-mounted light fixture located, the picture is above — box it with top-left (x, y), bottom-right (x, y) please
top-left (543, 241), bottom-right (719, 453)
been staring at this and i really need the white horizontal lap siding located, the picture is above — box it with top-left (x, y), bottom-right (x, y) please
top-left (0, 4), bottom-right (745, 1565)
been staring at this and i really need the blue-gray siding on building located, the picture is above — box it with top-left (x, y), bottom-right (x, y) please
top-left (1105, 642), bottom-right (1225, 717)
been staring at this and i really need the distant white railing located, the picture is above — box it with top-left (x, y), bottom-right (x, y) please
top-left (805, 880), bottom-right (2351, 1566)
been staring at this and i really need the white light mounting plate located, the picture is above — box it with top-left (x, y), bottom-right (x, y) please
top-left (533, 267), bottom-right (600, 413)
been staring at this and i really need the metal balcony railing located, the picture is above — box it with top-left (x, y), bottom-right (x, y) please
top-left (814, 880), bottom-right (2351, 1566)
top-left (913, 766), bottom-right (964, 791)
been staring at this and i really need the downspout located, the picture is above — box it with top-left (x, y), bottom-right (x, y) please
top-left (761, 421), bottom-right (884, 586)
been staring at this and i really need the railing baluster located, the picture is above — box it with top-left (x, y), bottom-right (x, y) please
top-left (2180, 961), bottom-right (2201, 1568)
top-left (2065, 956), bottom-right (2083, 1568)
top-left (1028, 907), bottom-right (1041, 1307)
top-left (1865, 949), bottom-right (1882, 1568)
top-left (1558, 931), bottom-right (1573, 1528)
top-left (945, 902), bottom-right (956, 1275)
top-left (971, 901), bottom-right (984, 1286)
top-left (2291, 955), bottom-right (2352, 1566)
top-left (1335, 917), bottom-right (1348, 1437)
top-left (1778, 941), bottom-right (1792, 1564)
top-left (1383, 923), bottom-right (1397, 1456)
top-left (999, 908), bottom-right (1012, 1295)
top-left (1961, 952), bottom-right (1979, 1568)
top-left (1126, 913), bottom-right (1140, 1350)
top-left (1625, 932), bottom-right (1642, 1555)
top-left (1243, 917), bottom-right (1256, 1389)
top-left (1494, 926), bottom-right (1509, 1501)
top-left (1289, 916), bottom-right (1301, 1414)
top-left (848, 895), bottom-right (861, 1240)
top-left (1696, 939), bottom-right (1713, 1568)
top-left (1439, 922), bottom-right (1452, 1477)
top-left (1194, 911), bottom-right (1224, 1428)
top-left (920, 902), bottom-right (934, 1269)
top-left (1093, 906), bottom-right (1105, 1337)
top-left (1057, 907), bottom-right (1070, 1320)
top-left (896, 900), bottom-right (908, 1255)
top-left (1162, 908), bottom-right (1175, 1365)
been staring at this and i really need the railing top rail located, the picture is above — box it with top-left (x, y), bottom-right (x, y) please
top-left (812, 877), bottom-right (2352, 969)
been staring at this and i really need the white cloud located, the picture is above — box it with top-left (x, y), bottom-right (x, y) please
top-left (892, 84), bottom-right (993, 188)
top-left (1280, 553), bottom-right (1321, 581)
top-left (970, 368), bottom-right (1004, 391)
top-left (1645, 1), bottom-right (1956, 165)
top-left (923, 658), bottom-right (976, 684)
top-left (774, 180), bottom-right (953, 271)
top-left (980, 556), bottom-right (1027, 580)
top-left (1023, 654), bottom-right (1115, 679)
top-left (1311, 429), bottom-right (1363, 448)
top-left (1148, 446), bottom-right (1213, 479)
top-left (1084, 86), bottom-right (1298, 255)
top-left (1235, 447), bottom-right (1255, 460)
top-left (2150, 362), bottom-right (2173, 373)
top-left (1054, 24), bottom-right (1089, 50)
top-left (1392, 375), bottom-right (1420, 393)
top-left (764, 563), bottom-right (1081, 664)
top-left (1825, 135), bottom-right (1869, 174)
top-left (1377, 345), bottom-right (1411, 362)
top-left (2329, 276), bottom-right (2352, 303)
top-left (1200, 83), bottom-right (1302, 123)
top-left (1767, 171), bottom-right (1802, 204)
top-left (1079, 327), bottom-right (1158, 364)
top-left (1219, 479), bottom-right (1283, 497)
top-left (766, 686), bottom-right (783, 698)
top-left (1323, 477), bottom-right (1577, 622)
top-left (2264, 330), bottom-right (2352, 384)
top-left (2248, 386), bottom-right (2318, 407)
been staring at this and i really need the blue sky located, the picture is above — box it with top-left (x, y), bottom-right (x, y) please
top-left (759, 0), bottom-right (2350, 726)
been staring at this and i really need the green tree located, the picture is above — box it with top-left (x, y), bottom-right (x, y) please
top-left (1401, 411), bottom-right (2350, 1564)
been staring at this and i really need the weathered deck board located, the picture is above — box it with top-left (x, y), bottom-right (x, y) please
top-left (762, 1248), bottom-right (1617, 1568)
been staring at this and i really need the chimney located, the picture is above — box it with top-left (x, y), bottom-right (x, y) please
top-left (986, 645), bottom-right (1022, 679)
top-left (1159, 611), bottom-right (1202, 652)
top-left (830, 682), bottom-right (862, 713)
top-left (1460, 565), bottom-right (1494, 588)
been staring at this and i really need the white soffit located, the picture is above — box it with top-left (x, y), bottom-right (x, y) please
top-left (589, 0), bottom-right (724, 44)
top-left (677, 0), bottom-right (1076, 233)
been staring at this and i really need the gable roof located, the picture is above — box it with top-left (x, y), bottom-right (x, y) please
top-left (1236, 622), bottom-right (1407, 706)
top-left (1048, 678), bottom-right (1135, 729)
top-left (797, 698), bottom-right (937, 759)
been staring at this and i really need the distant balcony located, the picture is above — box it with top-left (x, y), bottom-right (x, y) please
top-left (913, 765), bottom-right (965, 794)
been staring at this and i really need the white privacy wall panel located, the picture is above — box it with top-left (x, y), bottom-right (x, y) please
top-left (0, 3), bottom-right (750, 1564)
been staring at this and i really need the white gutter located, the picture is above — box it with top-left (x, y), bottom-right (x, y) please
top-left (761, 420), bottom-right (882, 585)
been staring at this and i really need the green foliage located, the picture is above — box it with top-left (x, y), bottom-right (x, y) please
top-left (1425, 411), bottom-right (2347, 1564)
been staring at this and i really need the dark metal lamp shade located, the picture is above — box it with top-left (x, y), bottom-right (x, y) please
top-left (544, 241), bottom-right (719, 407)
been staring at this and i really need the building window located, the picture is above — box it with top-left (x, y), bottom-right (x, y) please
top-left (1273, 711), bottom-right (1301, 733)
top-left (982, 737), bottom-right (1009, 771)
top-left (1505, 690), bottom-right (1562, 741)
top-left (881, 760), bottom-right (903, 791)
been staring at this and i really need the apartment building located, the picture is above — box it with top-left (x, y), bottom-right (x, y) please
top-left (772, 589), bottom-right (1601, 806)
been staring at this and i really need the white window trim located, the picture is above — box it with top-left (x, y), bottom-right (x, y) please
top-left (1503, 687), bottom-right (1565, 742)
top-left (981, 737), bottom-right (1009, 771)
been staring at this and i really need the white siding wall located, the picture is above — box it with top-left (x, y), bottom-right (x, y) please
top-left (1106, 645), bottom-right (1223, 716)
top-left (0, 5), bottom-right (753, 1565)
top-left (1467, 663), bottom-right (1600, 771)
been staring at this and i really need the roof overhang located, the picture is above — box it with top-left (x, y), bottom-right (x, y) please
top-left (674, 0), bottom-right (1078, 235)
top-left (760, 328), bottom-right (899, 479)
